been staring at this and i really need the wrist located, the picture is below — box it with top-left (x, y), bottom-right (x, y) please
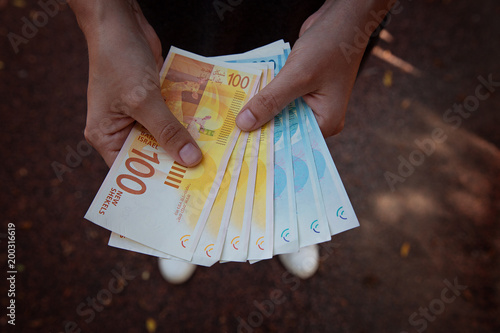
top-left (68, 0), bottom-right (134, 37)
top-left (322, 0), bottom-right (394, 27)
top-left (316, 0), bottom-right (395, 50)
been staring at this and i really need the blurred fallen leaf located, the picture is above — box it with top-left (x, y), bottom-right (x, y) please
top-left (463, 289), bottom-right (473, 302)
top-left (146, 318), bottom-right (157, 333)
top-left (340, 298), bottom-right (348, 307)
top-left (400, 242), bottom-right (411, 258)
top-left (20, 220), bottom-right (32, 230)
top-left (401, 98), bottom-right (411, 109)
top-left (17, 167), bottom-right (28, 177)
top-left (12, 0), bottom-right (26, 8)
top-left (61, 240), bottom-right (75, 256)
top-left (433, 57), bottom-right (444, 68)
top-left (28, 319), bottom-right (44, 328)
top-left (383, 70), bottom-right (393, 87)
top-left (16, 263), bottom-right (25, 273)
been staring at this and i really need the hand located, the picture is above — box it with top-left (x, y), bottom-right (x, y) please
top-left (69, 0), bottom-right (202, 167)
top-left (236, 0), bottom-right (393, 137)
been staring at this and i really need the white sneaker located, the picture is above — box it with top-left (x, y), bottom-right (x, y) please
top-left (158, 258), bottom-right (197, 284)
top-left (278, 244), bottom-right (320, 279)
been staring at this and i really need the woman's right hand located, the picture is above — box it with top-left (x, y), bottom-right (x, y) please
top-left (69, 0), bottom-right (202, 167)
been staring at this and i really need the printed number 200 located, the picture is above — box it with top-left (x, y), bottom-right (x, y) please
top-left (116, 149), bottom-right (159, 195)
top-left (228, 73), bottom-right (250, 89)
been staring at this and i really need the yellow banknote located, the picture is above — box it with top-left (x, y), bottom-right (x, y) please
top-left (219, 64), bottom-right (274, 263)
top-left (189, 131), bottom-right (248, 266)
top-left (247, 118), bottom-right (274, 261)
top-left (108, 133), bottom-right (249, 266)
top-left (247, 65), bottom-right (275, 261)
top-left (219, 128), bottom-right (260, 262)
top-left (85, 47), bottom-right (262, 260)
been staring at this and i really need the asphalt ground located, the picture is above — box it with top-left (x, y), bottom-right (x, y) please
top-left (0, 0), bottom-right (499, 332)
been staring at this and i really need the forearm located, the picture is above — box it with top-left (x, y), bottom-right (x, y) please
top-left (315, 0), bottom-right (394, 34)
top-left (298, 0), bottom-right (395, 66)
top-left (68, 0), bottom-right (158, 71)
top-left (320, 0), bottom-right (395, 22)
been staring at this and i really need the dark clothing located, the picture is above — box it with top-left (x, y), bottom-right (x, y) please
top-left (138, 1), bottom-right (386, 73)
top-left (138, 0), bottom-right (324, 57)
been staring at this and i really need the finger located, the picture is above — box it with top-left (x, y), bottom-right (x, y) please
top-left (131, 91), bottom-right (203, 167)
top-left (235, 63), bottom-right (308, 132)
top-left (305, 98), bottom-right (346, 137)
top-left (302, 78), bottom-right (351, 138)
top-left (84, 116), bottom-right (137, 167)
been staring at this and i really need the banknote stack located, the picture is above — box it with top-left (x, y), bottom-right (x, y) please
top-left (85, 40), bottom-right (359, 267)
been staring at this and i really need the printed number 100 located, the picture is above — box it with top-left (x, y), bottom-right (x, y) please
top-left (116, 149), bottom-right (159, 195)
top-left (228, 73), bottom-right (250, 89)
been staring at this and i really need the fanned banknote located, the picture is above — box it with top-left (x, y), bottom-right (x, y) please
top-left (189, 131), bottom-right (248, 266)
top-left (288, 101), bottom-right (331, 247)
top-left (297, 97), bottom-right (360, 234)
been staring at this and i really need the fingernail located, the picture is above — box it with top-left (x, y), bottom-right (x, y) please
top-left (179, 143), bottom-right (202, 166)
top-left (236, 109), bottom-right (257, 131)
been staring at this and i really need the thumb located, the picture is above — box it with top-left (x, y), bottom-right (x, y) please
top-left (133, 91), bottom-right (202, 167)
top-left (236, 65), bottom-right (306, 132)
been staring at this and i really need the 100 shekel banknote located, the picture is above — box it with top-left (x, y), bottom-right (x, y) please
top-left (85, 47), bottom-right (262, 261)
